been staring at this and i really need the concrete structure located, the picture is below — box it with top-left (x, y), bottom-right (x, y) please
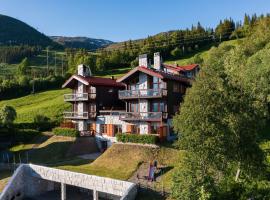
top-left (0, 164), bottom-right (137, 200)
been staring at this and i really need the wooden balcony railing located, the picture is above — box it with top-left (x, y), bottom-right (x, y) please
top-left (99, 110), bottom-right (123, 116)
top-left (118, 89), bottom-right (167, 99)
top-left (63, 112), bottom-right (96, 119)
top-left (64, 93), bottom-right (96, 101)
top-left (119, 112), bottom-right (168, 121)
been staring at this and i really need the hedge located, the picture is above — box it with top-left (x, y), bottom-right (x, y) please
top-left (14, 129), bottom-right (41, 143)
top-left (116, 133), bottom-right (158, 144)
top-left (0, 128), bottom-right (40, 149)
top-left (14, 121), bottom-right (57, 132)
top-left (52, 127), bottom-right (79, 137)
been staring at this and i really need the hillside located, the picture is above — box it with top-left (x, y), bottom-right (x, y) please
top-left (0, 89), bottom-right (71, 123)
top-left (164, 39), bottom-right (241, 66)
top-left (0, 14), bottom-right (57, 47)
top-left (51, 36), bottom-right (113, 50)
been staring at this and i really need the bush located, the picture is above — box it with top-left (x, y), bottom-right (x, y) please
top-left (14, 121), bottom-right (56, 132)
top-left (52, 127), bottom-right (79, 137)
top-left (116, 133), bottom-right (158, 144)
top-left (33, 114), bottom-right (52, 131)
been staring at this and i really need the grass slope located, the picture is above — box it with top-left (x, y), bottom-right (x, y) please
top-left (0, 88), bottom-right (71, 123)
top-left (58, 144), bottom-right (157, 180)
top-left (57, 143), bottom-right (183, 191)
top-left (165, 39), bottom-right (241, 66)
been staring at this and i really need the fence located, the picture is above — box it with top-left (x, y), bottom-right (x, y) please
top-left (0, 151), bottom-right (30, 168)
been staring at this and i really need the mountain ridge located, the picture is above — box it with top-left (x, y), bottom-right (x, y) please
top-left (50, 36), bottom-right (114, 50)
top-left (0, 14), bottom-right (57, 47)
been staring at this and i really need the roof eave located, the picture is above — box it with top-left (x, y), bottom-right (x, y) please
top-left (62, 75), bottom-right (89, 88)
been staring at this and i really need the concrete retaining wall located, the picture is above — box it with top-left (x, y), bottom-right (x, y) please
top-left (0, 164), bottom-right (137, 200)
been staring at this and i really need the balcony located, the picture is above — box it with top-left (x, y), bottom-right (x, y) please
top-left (118, 89), bottom-right (167, 100)
top-left (119, 112), bottom-right (168, 121)
top-left (63, 112), bottom-right (96, 119)
top-left (64, 93), bottom-right (96, 101)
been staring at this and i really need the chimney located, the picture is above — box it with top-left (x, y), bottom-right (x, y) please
top-left (154, 52), bottom-right (162, 70)
top-left (77, 64), bottom-right (92, 77)
top-left (139, 54), bottom-right (148, 67)
top-left (111, 76), bottom-right (114, 80)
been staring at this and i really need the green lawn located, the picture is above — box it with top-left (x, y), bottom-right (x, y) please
top-left (57, 143), bottom-right (183, 191)
top-left (0, 88), bottom-right (71, 123)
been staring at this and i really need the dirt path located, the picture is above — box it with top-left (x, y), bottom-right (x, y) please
top-left (128, 162), bottom-right (164, 187)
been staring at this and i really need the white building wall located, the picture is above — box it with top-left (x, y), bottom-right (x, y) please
top-left (139, 122), bottom-right (148, 134)
top-left (78, 120), bottom-right (87, 131)
top-left (96, 115), bottom-right (131, 134)
top-left (138, 73), bottom-right (148, 90)
top-left (138, 72), bottom-right (150, 134)
top-left (77, 82), bottom-right (84, 93)
top-left (77, 82), bottom-right (87, 131)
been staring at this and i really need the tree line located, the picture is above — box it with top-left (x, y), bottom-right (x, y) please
top-left (66, 13), bottom-right (269, 74)
top-left (0, 45), bottom-right (41, 63)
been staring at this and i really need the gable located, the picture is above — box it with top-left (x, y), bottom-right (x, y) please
top-left (62, 75), bottom-right (89, 88)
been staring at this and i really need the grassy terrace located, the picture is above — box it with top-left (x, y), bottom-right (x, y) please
top-left (1, 133), bottom-right (182, 198)
top-left (8, 135), bottom-right (181, 185)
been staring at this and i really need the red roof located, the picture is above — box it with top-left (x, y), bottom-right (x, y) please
top-left (117, 66), bottom-right (191, 84)
top-left (62, 75), bottom-right (125, 88)
top-left (164, 64), bottom-right (199, 72)
top-left (178, 64), bottom-right (199, 71)
top-left (80, 76), bottom-right (125, 87)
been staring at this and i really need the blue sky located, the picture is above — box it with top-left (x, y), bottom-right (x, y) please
top-left (0, 0), bottom-right (269, 42)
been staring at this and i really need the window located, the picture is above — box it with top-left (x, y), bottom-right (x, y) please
top-left (130, 102), bottom-right (139, 112)
top-left (150, 123), bottom-right (160, 134)
top-left (131, 125), bottom-right (140, 134)
top-left (100, 124), bottom-right (107, 134)
top-left (114, 125), bottom-right (122, 134)
top-left (186, 72), bottom-right (192, 78)
top-left (151, 101), bottom-right (166, 112)
top-left (153, 77), bottom-right (162, 89)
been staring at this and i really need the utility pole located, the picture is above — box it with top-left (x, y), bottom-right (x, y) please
top-left (46, 48), bottom-right (49, 76)
top-left (32, 69), bottom-right (36, 94)
top-left (61, 54), bottom-right (64, 77)
top-left (55, 51), bottom-right (57, 76)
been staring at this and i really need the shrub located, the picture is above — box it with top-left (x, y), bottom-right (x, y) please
top-left (14, 121), bottom-right (56, 132)
top-left (52, 127), bottom-right (79, 137)
top-left (116, 133), bottom-right (158, 144)
top-left (33, 114), bottom-right (52, 131)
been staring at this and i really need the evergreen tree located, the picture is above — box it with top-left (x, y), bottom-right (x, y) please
top-left (17, 57), bottom-right (30, 76)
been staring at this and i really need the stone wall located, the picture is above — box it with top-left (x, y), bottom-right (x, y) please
top-left (0, 164), bottom-right (137, 200)
top-left (0, 164), bottom-right (26, 200)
